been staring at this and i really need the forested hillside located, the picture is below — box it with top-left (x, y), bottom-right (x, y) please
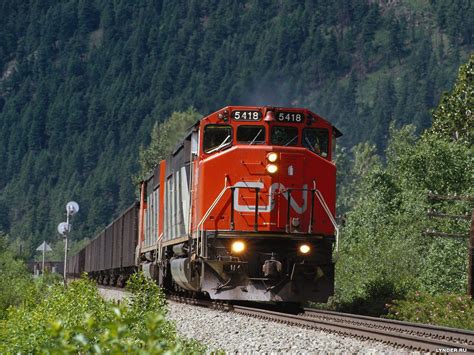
top-left (0, 0), bottom-right (472, 255)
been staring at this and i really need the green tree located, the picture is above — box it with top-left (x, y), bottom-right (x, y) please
top-left (387, 17), bottom-right (406, 63)
top-left (78, 0), bottom-right (99, 34)
top-left (372, 76), bottom-right (396, 151)
top-left (137, 108), bottom-right (201, 181)
top-left (430, 55), bottom-right (473, 144)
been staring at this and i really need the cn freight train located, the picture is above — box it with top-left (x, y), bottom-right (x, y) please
top-left (67, 106), bottom-right (342, 304)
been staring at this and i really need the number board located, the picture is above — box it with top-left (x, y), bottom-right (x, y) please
top-left (231, 110), bottom-right (262, 121)
top-left (276, 111), bottom-right (305, 123)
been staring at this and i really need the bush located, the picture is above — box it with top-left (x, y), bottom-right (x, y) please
top-left (386, 292), bottom-right (474, 330)
top-left (0, 276), bottom-right (111, 353)
top-left (0, 234), bottom-right (34, 319)
top-left (0, 273), bottom-right (206, 353)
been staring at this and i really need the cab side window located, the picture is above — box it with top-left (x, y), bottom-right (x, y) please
top-left (303, 128), bottom-right (329, 157)
top-left (203, 125), bottom-right (232, 153)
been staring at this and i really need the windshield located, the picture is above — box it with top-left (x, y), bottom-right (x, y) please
top-left (303, 128), bottom-right (329, 157)
top-left (271, 126), bottom-right (298, 146)
top-left (237, 125), bottom-right (266, 145)
top-left (203, 125), bottom-right (232, 153)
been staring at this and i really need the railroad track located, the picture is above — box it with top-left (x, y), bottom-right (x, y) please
top-left (302, 308), bottom-right (474, 351)
top-left (234, 306), bottom-right (474, 353)
top-left (168, 295), bottom-right (474, 353)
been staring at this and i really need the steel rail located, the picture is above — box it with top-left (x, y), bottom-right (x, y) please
top-left (232, 306), bottom-right (474, 353)
top-left (302, 308), bottom-right (474, 343)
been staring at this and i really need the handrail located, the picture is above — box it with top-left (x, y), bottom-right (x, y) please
top-left (196, 180), bottom-right (261, 256)
top-left (315, 190), bottom-right (339, 253)
top-left (196, 178), bottom-right (230, 256)
top-left (280, 186), bottom-right (315, 233)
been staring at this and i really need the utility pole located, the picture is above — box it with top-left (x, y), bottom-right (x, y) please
top-left (57, 201), bottom-right (79, 287)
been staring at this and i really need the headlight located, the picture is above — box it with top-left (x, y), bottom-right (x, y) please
top-left (299, 244), bottom-right (311, 254)
top-left (266, 164), bottom-right (278, 174)
top-left (267, 152), bottom-right (278, 163)
top-left (231, 241), bottom-right (245, 253)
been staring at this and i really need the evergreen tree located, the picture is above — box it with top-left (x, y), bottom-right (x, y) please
top-left (78, 0), bottom-right (99, 34)
top-left (371, 77), bottom-right (396, 151)
top-left (387, 17), bottom-right (406, 64)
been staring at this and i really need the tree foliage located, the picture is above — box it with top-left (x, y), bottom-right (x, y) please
top-left (137, 108), bottom-right (201, 182)
top-left (430, 55), bottom-right (473, 144)
top-left (335, 56), bottom-right (473, 312)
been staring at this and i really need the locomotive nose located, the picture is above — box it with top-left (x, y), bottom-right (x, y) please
top-left (261, 148), bottom-right (311, 233)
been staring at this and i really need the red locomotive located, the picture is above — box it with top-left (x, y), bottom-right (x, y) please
top-left (68, 106), bottom-right (341, 304)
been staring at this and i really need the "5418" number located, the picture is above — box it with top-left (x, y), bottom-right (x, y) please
top-left (231, 111), bottom-right (262, 121)
top-left (277, 112), bottom-right (304, 123)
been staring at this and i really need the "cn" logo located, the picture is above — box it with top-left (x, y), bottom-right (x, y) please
top-left (233, 181), bottom-right (307, 214)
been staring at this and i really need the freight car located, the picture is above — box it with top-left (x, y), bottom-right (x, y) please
top-left (68, 203), bottom-right (139, 287)
top-left (68, 106), bottom-right (341, 304)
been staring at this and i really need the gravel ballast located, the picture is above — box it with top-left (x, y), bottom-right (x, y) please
top-left (97, 287), bottom-right (130, 302)
top-left (98, 286), bottom-right (403, 353)
top-left (167, 301), bottom-right (402, 353)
